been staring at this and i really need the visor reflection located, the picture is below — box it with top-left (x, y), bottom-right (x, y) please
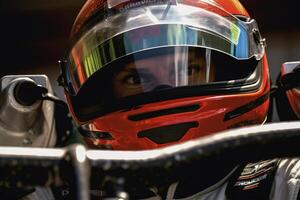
top-left (67, 23), bottom-right (258, 95)
top-left (112, 48), bottom-right (214, 98)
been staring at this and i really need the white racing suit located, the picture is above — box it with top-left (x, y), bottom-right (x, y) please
top-left (138, 159), bottom-right (300, 200)
top-left (23, 158), bottom-right (300, 200)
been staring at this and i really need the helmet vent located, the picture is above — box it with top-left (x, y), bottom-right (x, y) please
top-left (128, 105), bottom-right (200, 121)
top-left (79, 129), bottom-right (114, 140)
top-left (137, 122), bottom-right (198, 144)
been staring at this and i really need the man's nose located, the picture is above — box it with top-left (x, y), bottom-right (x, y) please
top-left (150, 63), bottom-right (175, 90)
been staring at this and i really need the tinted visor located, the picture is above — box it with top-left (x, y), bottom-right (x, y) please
top-left (112, 47), bottom-right (214, 98)
top-left (70, 46), bottom-right (259, 121)
top-left (62, 2), bottom-right (264, 95)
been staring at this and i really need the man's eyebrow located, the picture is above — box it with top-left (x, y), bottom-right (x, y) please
top-left (116, 65), bottom-right (138, 73)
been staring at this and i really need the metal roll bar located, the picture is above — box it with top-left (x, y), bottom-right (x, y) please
top-left (1, 121), bottom-right (300, 199)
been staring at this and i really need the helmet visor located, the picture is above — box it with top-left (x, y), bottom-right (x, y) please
top-left (62, 1), bottom-right (264, 95)
top-left (112, 47), bottom-right (214, 98)
top-left (69, 46), bottom-right (260, 121)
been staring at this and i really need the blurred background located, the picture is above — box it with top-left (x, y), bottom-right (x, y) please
top-left (0, 0), bottom-right (299, 120)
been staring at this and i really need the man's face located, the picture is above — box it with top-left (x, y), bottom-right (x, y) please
top-left (112, 50), bottom-right (215, 98)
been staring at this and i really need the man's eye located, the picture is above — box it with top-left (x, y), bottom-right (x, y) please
top-left (124, 73), bottom-right (152, 85)
top-left (126, 75), bottom-right (141, 85)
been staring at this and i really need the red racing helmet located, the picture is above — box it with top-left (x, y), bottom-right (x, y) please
top-left (59, 0), bottom-right (270, 150)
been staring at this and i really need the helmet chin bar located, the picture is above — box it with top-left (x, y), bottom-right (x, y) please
top-left (1, 122), bottom-right (300, 200)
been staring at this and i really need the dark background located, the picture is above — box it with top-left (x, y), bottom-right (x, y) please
top-left (0, 0), bottom-right (299, 120)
